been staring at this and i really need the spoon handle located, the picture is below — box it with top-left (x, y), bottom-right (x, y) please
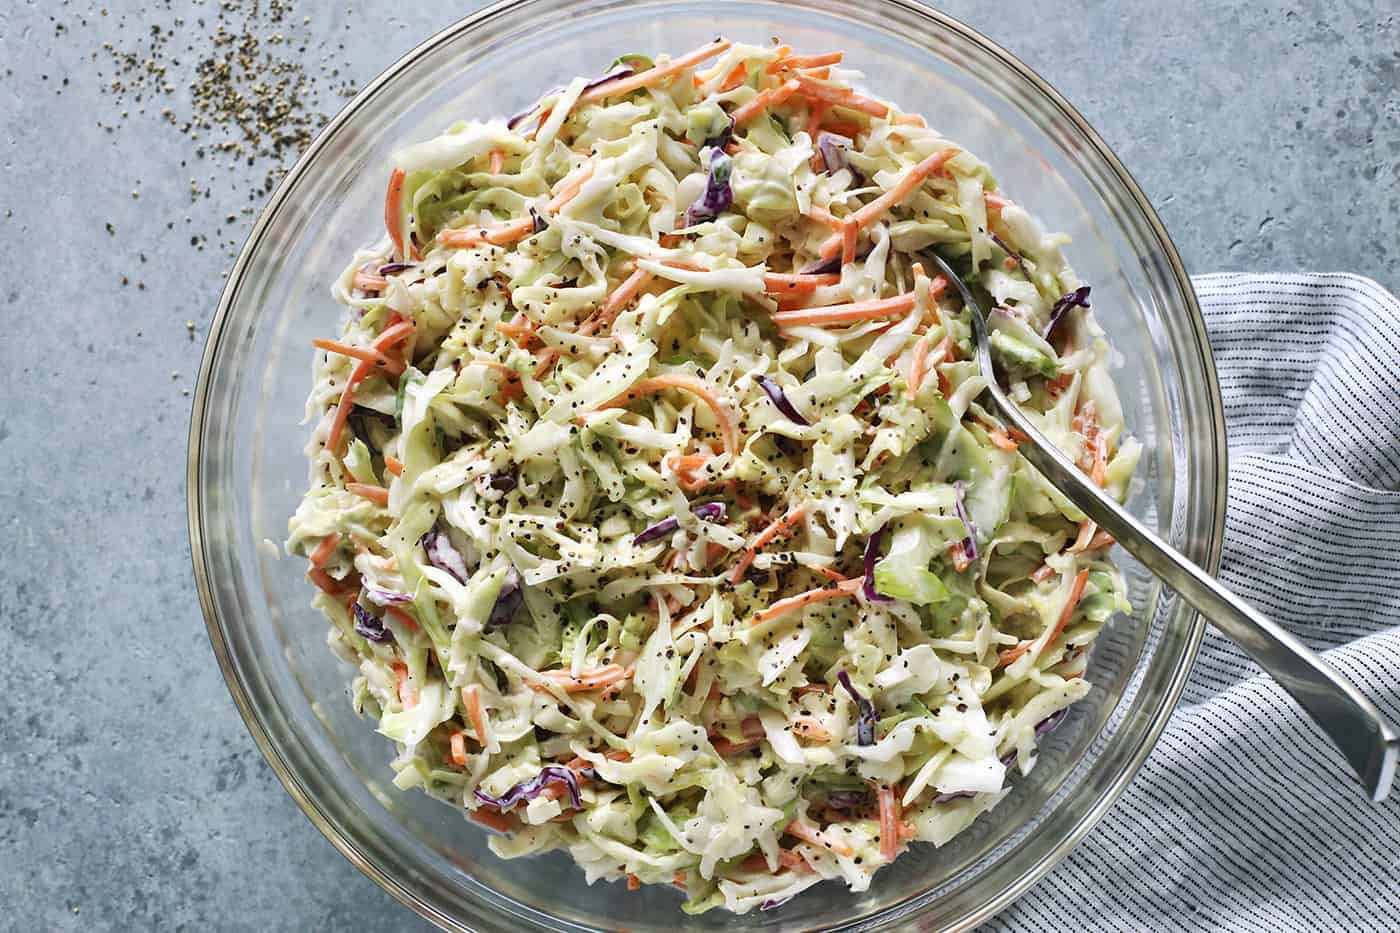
top-left (983, 385), bottom-right (1399, 801)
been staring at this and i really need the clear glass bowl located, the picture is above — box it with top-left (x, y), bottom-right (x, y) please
top-left (187, 1), bottom-right (1226, 929)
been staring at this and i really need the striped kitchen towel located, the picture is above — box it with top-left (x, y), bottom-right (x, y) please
top-left (988, 274), bottom-right (1400, 931)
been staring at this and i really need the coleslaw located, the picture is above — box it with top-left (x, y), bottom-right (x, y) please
top-left (287, 38), bottom-right (1139, 914)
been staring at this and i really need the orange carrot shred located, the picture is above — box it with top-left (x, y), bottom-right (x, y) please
top-left (346, 482), bottom-right (390, 506)
top-left (308, 532), bottom-right (340, 568)
top-left (730, 507), bottom-right (805, 584)
top-left (383, 455), bottom-right (404, 476)
top-left (747, 578), bottom-right (861, 626)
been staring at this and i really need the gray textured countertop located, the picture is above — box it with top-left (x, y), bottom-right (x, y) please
top-left (2, 1), bottom-right (1396, 929)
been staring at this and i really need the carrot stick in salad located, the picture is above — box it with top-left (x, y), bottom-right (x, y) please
top-left (771, 292), bottom-right (916, 327)
top-left (817, 148), bottom-right (959, 259)
top-left (999, 567), bottom-right (1090, 665)
top-left (730, 506), bottom-right (805, 584)
top-left (383, 455), bottom-right (404, 476)
top-left (578, 38), bottom-right (732, 105)
top-left (307, 567), bottom-right (347, 596)
top-left (346, 482), bottom-right (390, 505)
top-left (468, 808), bottom-right (515, 833)
top-left (877, 784), bottom-right (901, 862)
top-left (308, 532), bottom-right (340, 568)
top-left (312, 338), bottom-right (392, 368)
top-left (784, 819), bottom-right (855, 857)
top-left (729, 78), bottom-right (800, 126)
top-left (908, 335), bottom-right (931, 399)
top-left (716, 61), bottom-right (749, 92)
top-left (488, 148), bottom-right (505, 174)
top-left (581, 267), bottom-right (654, 335)
top-left (384, 605), bottom-right (419, 633)
top-left (353, 270), bottom-right (389, 292)
top-left (768, 51), bottom-right (844, 72)
top-left (598, 375), bottom-right (738, 456)
top-left (390, 659), bottom-right (417, 708)
top-left (529, 664), bottom-right (632, 693)
top-left (384, 168), bottom-right (408, 260)
top-left (461, 684), bottom-right (490, 748)
top-left (747, 578), bottom-right (861, 626)
top-left (449, 731), bottom-right (469, 767)
top-left (792, 75), bottom-right (889, 117)
top-left (762, 271), bottom-right (841, 293)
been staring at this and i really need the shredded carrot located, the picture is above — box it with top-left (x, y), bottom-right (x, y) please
top-left (810, 565), bottom-right (846, 582)
top-left (346, 482), bottom-right (390, 506)
top-left (384, 604), bottom-right (419, 632)
top-left (877, 785), bottom-right (900, 862)
top-left (747, 578), bottom-right (861, 626)
top-left (822, 119), bottom-right (865, 138)
top-left (762, 271), bottom-right (841, 293)
top-left (784, 819), bottom-right (855, 857)
top-left (711, 736), bottom-right (761, 756)
top-left (390, 659), bottom-right (417, 709)
top-left (729, 77), bottom-right (801, 126)
top-left (312, 338), bottom-right (394, 370)
top-left (1045, 568), bottom-right (1091, 647)
top-left (840, 219), bottom-right (858, 265)
top-left (579, 39), bottom-right (732, 105)
top-left (384, 168), bottom-right (408, 260)
top-left (817, 148), bottom-right (959, 259)
top-left (805, 102), bottom-right (831, 170)
top-left (324, 320), bottom-right (416, 453)
top-left (353, 270), bottom-right (388, 292)
top-left (461, 684), bottom-right (490, 749)
top-left (529, 664), bottom-right (632, 693)
top-left (449, 731), bottom-right (469, 767)
top-left (772, 292), bottom-right (916, 328)
top-left (307, 567), bottom-right (347, 596)
top-left (892, 112), bottom-right (927, 127)
top-left (984, 192), bottom-right (1010, 212)
top-left (598, 375), bottom-right (738, 456)
top-left (1045, 372), bottom-right (1074, 398)
top-left (805, 204), bottom-right (846, 230)
top-left (986, 426), bottom-right (1019, 451)
top-left (792, 75), bottom-right (889, 117)
top-left (626, 874), bottom-right (641, 891)
top-left (383, 455), bottom-right (404, 476)
top-left (794, 683), bottom-right (831, 697)
top-left (768, 51), bottom-right (844, 72)
top-left (717, 61), bottom-right (749, 92)
top-left (437, 215), bottom-right (536, 249)
top-left (494, 318), bottom-right (540, 347)
top-left (581, 267), bottom-right (654, 336)
top-left (951, 539), bottom-right (976, 572)
top-left (546, 162), bottom-right (596, 211)
top-left (1087, 529), bottom-right (1116, 550)
top-left (308, 532), bottom-right (340, 568)
top-left (908, 335), bottom-right (931, 399)
top-left (730, 507), bottom-right (805, 584)
top-left (791, 716), bottom-right (832, 742)
top-left (488, 148), bottom-right (505, 174)
top-left (777, 849), bottom-right (816, 874)
top-left (468, 808), bottom-right (515, 833)
top-left (1030, 563), bottom-right (1057, 584)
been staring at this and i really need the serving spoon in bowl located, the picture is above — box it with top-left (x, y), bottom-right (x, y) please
top-left (925, 250), bottom-right (1399, 802)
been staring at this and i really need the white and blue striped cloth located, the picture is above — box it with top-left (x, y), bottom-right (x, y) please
top-left (991, 274), bottom-right (1400, 931)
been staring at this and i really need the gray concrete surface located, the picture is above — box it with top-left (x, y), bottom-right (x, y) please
top-left (1, 0), bottom-right (1396, 930)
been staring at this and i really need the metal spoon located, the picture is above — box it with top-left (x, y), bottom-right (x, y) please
top-left (925, 250), bottom-right (1399, 802)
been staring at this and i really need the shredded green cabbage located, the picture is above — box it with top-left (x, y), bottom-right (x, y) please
top-left (288, 37), bottom-right (1138, 915)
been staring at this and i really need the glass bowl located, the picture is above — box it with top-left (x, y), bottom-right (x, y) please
top-left (188, 0), bottom-right (1226, 929)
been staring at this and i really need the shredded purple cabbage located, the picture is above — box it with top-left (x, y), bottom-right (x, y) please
top-left (1042, 286), bottom-right (1091, 340)
top-left (837, 671), bottom-right (877, 746)
top-left (989, 232), bottom-right (1030, 280)
top-left (378, 261), bottom-right (415, 276)
top-left (634, 502), bottom-right (727, 545)
top-left (952, 481), bottom-right (979, 562)
top-left (825, 790), bottom-right (871, 810)
top-left (816, 132), bottom-right (866, 185)
top-left (365, 588), bottom-right (415, 607)
top-left (760, 895), bottom-right (794, 911)
top-left (583, 65), bottom-right (634, 92)
top-left (862, 524), bottom-right (893, 602)
top-left (486, 567), bottom-right (522, 630)
top-left (684, 149), bottom-right (733, 227)
top-left (352, 602), bottom-right (394, 643)
top-left (1035, 707), bottom-right (1068, 738)
top-left (703, 114), bottom-right (736, 150)
top-left (755, 375), bottom-right (809, 426)
top-left (422, 530), bottom-right (470, 584)
top-left (473, 764), bottom-right (582, 811)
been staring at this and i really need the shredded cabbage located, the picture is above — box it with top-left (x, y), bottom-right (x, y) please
top-left (289, 37), bottom-right (1138, 915)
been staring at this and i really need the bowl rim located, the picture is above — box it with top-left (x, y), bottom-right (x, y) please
top-left (187, 1), bottom-right (1226, 929)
